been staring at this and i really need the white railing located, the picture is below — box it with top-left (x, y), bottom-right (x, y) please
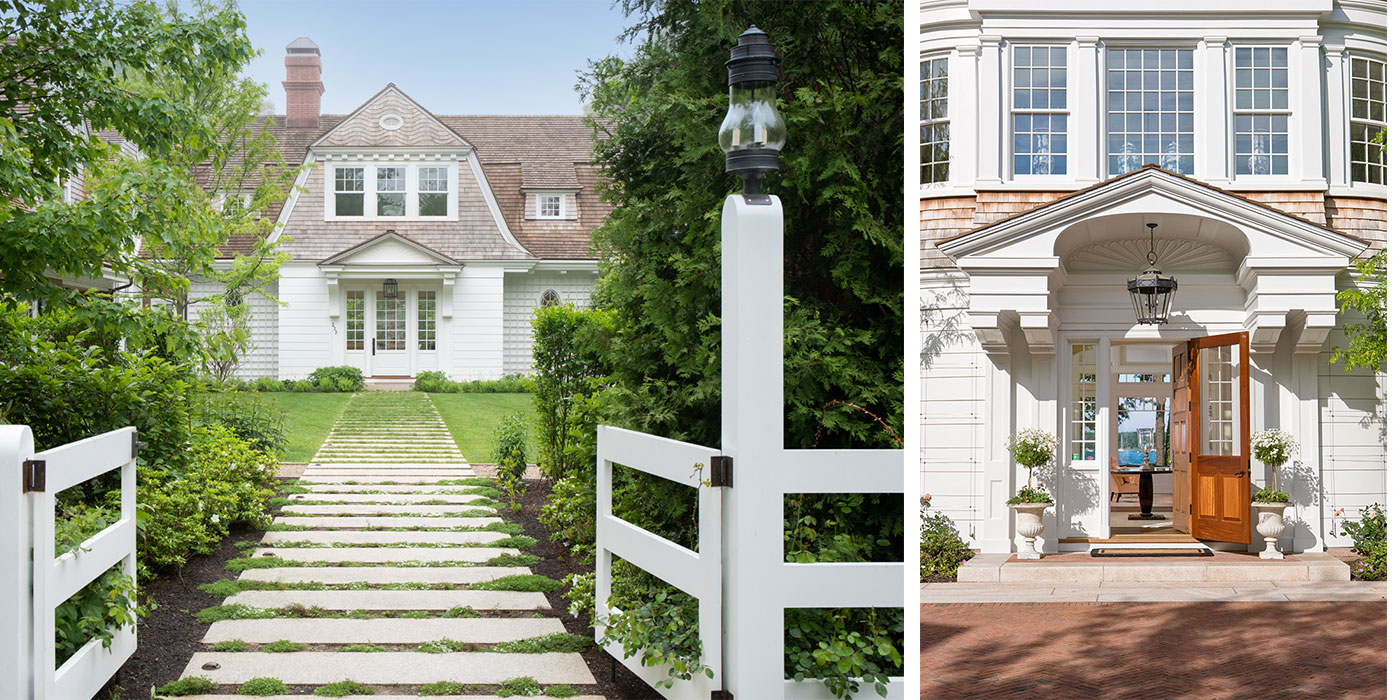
top-left (0, 425), bottom-right (139, 700)
top-left (595, 425), bottom-right (723, 699)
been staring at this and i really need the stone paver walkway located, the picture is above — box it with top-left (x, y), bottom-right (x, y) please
top-left (177, 391), bottom-right (599, 698)
top-left (922, 601), bottom-right (1386, 698)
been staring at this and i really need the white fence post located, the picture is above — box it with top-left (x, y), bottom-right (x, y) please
top-left (720, 193), bottom-right (787, 697)
top-left (0, 425), bottom-right (36, 700)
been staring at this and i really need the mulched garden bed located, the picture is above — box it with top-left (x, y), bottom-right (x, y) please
top-left (507, 476), bottom-right (662, 700)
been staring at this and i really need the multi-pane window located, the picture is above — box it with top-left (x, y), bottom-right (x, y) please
top-left (376, 294), bottom-right (406, 351)
top-left (1107, 49), bottom-right (1195, 175)
top-left (920, 56), bottom-right (950, 184)
top-left (1201, 344), bottom-right (1240, 456)
top-left (1233, 47), bottom-right (1289, 175)
top-left (537, 194), bottom-right (562, 218)
top-left (334, 167), bottom-right (364, 216)
top-left (1012, 46), bottom-right (1068, 176)
top-left (345, 291), bottom-right (364, 351)
top-left (541, 289), bottom-right (560, 307)
top-left (1070, 343), bottom-right (1097, 461)
top-left (1351, 56), bottom-right (1386, 185)
top-left (417, 291), bottom-right (436, 351)
top-left (376, 167), bottom-right (406, 216)
top-left (419, 167), bottom-right (448, 216)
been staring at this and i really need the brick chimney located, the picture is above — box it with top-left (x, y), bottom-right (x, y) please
top-left (283, 37), bottom-right (323, 129)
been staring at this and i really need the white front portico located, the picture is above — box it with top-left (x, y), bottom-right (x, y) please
top-left (928, 166), bottom-right (1371, 556)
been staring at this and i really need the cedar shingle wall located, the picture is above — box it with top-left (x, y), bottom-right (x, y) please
top-left (317, 90), bottom-right (463, 148)
top-left (1237, 190), bottom-right (1328, 225)
top-left (1325, 196), bottom-right (1387, 249)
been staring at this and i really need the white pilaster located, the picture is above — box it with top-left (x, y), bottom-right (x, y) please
top-left (1200, 37), bottom-right (1229, 183)
top-left (1290, 350), bottom-right (1324, 553)
top-left (1322, 44), bottom-right (1349, 187)
top-left (951, 44), bottom-right (979, 187)
top-left (1072, 36), bottom-right (1100, 186)
top-left (1297, 36), bottom-right (1327, 187)
top-left (976, 35), bottom-right (1004, 186)
top-left (983, 352), bottom-right (1014, 553)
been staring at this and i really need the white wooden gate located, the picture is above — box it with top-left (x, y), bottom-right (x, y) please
top-left (595, 194), bottom-right (905, 698)
top-left (0, 425), bottom-right (139, 699)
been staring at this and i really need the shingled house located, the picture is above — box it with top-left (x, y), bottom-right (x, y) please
top-left (202, 37), bottom-right (607, 381)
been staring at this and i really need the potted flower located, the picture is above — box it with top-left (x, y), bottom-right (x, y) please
top-left (1251, 428), bottom-right (1300, 560)
top-left (1006, 428), bottom-right (1058, 560)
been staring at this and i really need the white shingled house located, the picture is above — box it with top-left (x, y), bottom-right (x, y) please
top-left (203, 38), bottom-right (606, 381)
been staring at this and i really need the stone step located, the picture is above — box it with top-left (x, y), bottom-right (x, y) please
top-left (180, 696), bottom-right (606, 700)
top-left (303, 484), bottom-right (483, 494)
top-left (181, 651), bottom-right (595, 685)
top-left (300, 476), bottom-right (476, 484)
top-left (282, 505), bottom-right (494, 516)
top-left (272, 516), bottom-right (500, 529)
top-left (203, 616), bottom-right (566, 644)
top-left (301, 471), bottom-right (472, 479)
top-left (304, 463), bottom-right (470, 469)
top-left (287, 493), bottom-right (487, 504)
top-left (958, 552), bottom-right (1354, 583)
top-left (261, 530), bottom-right (507, 546)
top-left (251, 547), bottom-right (518, 564)
top-left (239, 566), bottom-right (531, 585)
top-left (225, 589), bottom-right (549, 611)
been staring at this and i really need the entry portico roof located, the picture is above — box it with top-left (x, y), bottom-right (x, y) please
top-left (319, 230), bottom-right (462, 267)
top-left (938, 165), bottom-right (1370, 263)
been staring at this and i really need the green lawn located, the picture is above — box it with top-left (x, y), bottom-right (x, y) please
top-left (267, 392), bottom-right (352, 462)
top-left (429, 393), bottom-right (536, 463)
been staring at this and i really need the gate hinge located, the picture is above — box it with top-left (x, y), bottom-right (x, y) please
top-left (710, 455), bottom-right (733, 488)
top-left (711, 691), bottom-right (734, 700)
top-left (22, 459), bottom-right (45, 493)
top-left (131, 431), bottom-right (145, 460)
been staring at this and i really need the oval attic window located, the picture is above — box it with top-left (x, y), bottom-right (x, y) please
top-left (379, 114), bottom-right (404, 131)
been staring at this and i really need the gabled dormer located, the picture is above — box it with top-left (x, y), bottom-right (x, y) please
top-left (521, 162), bottom-right (580, 222)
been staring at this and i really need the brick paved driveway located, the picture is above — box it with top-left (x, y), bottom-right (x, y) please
top-left (922, 602), bottom-right (1385, 699)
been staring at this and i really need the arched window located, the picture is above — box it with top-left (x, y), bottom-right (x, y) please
top-left (540, 289), bottom-right (560, 307)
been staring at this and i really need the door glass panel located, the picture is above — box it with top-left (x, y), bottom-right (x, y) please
top-left (418, 292), bottom-right (436, 351)
top-left (1071, 343), bottom-right (1097, 460)
top-left (1117, 396), bottom-right (1170, 467)
top-left (345, 291), bottom-right (364, 350)
top-left (1201, 344), bottom-right (1239, 455)
top-left (376, 294), bottom-right (406, 351)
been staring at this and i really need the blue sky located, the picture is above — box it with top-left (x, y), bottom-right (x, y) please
top-left (236, 0), bottom-right (638, 116)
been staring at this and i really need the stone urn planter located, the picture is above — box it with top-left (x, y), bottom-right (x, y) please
top-left (1252, 501), bottom-right (1290, 560)
top-left (1011, 502), bottom-right (1051, 560)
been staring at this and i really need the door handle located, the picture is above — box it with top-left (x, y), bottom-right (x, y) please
top-left (1233, 470), bottom-right (1245, 477)
top-left (372, 340), bottom-right (376, 356)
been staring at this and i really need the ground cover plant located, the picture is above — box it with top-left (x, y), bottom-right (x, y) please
top-left (1342, 504), bottom-right (1386, 580)
top-left (919, 496), bottom-right (974, 582)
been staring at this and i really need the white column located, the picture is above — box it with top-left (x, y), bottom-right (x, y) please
top-left (1323, 44), bottom-right (1349, 187)
top-left (1297, 36), bottom-right (1327, 187)
top-left (1072, 36), bottom-right (1100, 185)
top-left (1200, 37), bottom-right (1229, 183)
top-left (0, 425), bottom-right (34, 700)
top-left (719, 194), bottom-right (785, 697)
top-left (951, 44), bottom-right (979, 187)
top-left (1289, 351), bottom-right (1324, 553)
top-left (983, 351), bottom-right (1014, 553)
top-left (976, 35), bottom-right (1004, 186)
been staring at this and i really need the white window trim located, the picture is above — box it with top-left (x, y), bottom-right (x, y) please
top-left (323, 160), bottom-right (460, 222)
top-left (921, 54), bottom-right (952, 185)
top-left (526, 190), bottom-right (574, 220)
top-left (1005, 43), bottom-right (1074, 182)
top-left (1228, 42), bottom-right (1299, 184)
top-left (1101, 45), bottom-right (1200, 178)
top-left (1347, 51), bottom-right (1387, 190)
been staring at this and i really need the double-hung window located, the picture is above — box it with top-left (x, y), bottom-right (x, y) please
top-left (418, 166), bottom-right (448, 216)
top-left (920, 56), bottom-right (950, 184)
top-left (1233, 47), bottom-right (1289, 176)
top-left (334, 167), bottom-right (365, 216)
top-left (1351, 56), bottom-right (1386, 185)
top-left (1107, 49), bottom-right (1195, 175)
top-left (377, 167), bottom-right (407, 216)
top-left (1012, 46), bottom-right (1068, 176)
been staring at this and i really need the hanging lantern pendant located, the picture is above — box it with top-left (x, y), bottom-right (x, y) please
top-left (1126, 223), bottom-right (1178, 325)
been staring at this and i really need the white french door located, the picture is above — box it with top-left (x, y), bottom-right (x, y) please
top-left (372, 291), bottom-right (410, 376)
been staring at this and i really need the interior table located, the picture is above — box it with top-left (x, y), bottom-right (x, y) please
top-left (1112, 466), bottom-right (1173, 520)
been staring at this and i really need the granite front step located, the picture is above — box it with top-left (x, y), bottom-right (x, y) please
top-left (300, 476), bottom-right (475, 484)
top-left (281, 505), bottom-right (493, 516)
top-left (203, 616), bottom-right (566, 644)
top-left (303, 484), bottom-right (483, 494)
top-left (260, 530), bottom-right (508, 545)
top-left (238, 566), bottom-right (531, 584)
top-left (251, 547), bottom-right (517, 563)
top-left (224, 589), bottom-right (549, 611)
top-left (271, 516), bottom-right (500, 529)
top-left (287, 493), bottom-right (487, 504)
top-left (181, 651), bottom-right (595, 685)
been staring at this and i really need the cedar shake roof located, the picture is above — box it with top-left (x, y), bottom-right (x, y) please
top-left (209, 108), bottom-right (608, 261)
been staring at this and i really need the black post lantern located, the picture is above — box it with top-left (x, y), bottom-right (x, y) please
top-left (719, 25), bottom-right (786, 197)
top-left (382, 278), bottom-right (398, 300)
top-left (1126, 223), bottom-right (1177, 325)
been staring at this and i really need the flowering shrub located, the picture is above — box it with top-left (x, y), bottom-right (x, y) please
top-left (1008, 429), bottom-right (1058, 470)
top-left (1007, 483), bottom-right (1054, 505)
top-left (1340, 504), bottom-right (1386, 581)
top-left (919, 495), bottom-right (974, 581)
top-left (1252, 428), bottom-right (1300, 499)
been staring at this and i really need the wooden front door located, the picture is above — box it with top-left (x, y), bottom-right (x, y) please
top-left (1190, 332), bottom-right (1252, 543)
top-left (1171, 342), bottom-right (1192, 534)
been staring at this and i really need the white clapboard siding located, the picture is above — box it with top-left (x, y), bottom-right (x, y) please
top-left (278, 262), bottom-right (334, 379)
top-left (447, 266), bottom-right (505, 380)
top-left (187, 276), bottom-right (279, 379)
top-left (502, 271), bottom-right (599, 375)
top-left (920, 275), bottom-right (987, 544)
top-left (1317, 323), bottom-right (1387, 547)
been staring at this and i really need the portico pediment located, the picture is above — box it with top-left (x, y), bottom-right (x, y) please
top-left (319, 231), bottom-right (461, 268)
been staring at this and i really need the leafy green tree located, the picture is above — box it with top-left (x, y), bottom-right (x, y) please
top-left (580, 0), bottom-right (903, 451)
top-left (1332, 249), bottom-right (1386, 373)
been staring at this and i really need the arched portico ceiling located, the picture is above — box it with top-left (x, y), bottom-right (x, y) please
top-left (1059, 212), bottom-right (1241, 274)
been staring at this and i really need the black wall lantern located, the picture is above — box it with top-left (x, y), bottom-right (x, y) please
top-left (382, 278), bottom-right (398, 300)
top-left (719, 25), bottom-right (786, 197)
top-left (1126, 222), bottom-right (1177, 325)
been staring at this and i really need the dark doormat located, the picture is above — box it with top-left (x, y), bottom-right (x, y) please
top-left (1090, 547), bottom-right (1214, 557)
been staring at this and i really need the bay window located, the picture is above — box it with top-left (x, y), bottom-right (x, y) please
top-left (1107, 48), bottom-right (1195, 175)
top-left (1350, 55), bottom-right (1386, 185)
top-left (1012, 46), bottom-right (1069, 176)
top-left (920, 56), bottom-right (950, 184)
top-left (1233, 47), bottom-right (1289, 176)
